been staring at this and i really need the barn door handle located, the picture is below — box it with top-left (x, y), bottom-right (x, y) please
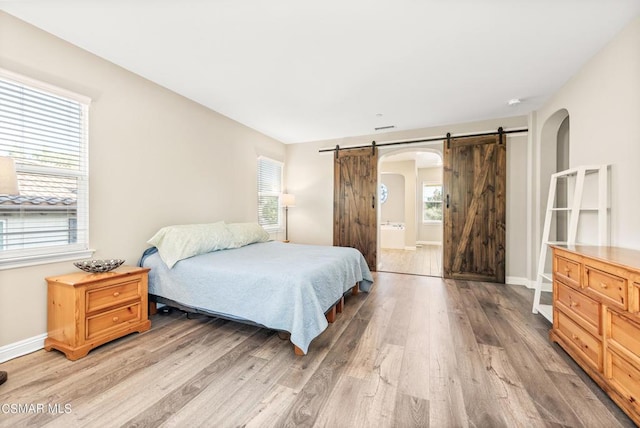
top-left (446, 194), bottom-right (450, 208)
top-left (372, 195), bottom-right (375, 209)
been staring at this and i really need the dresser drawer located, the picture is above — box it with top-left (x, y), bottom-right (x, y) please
top-left (584, 265), bottom-right (627, 310)
top-left (554, 253), bottom-right (581, 289)
top-left (86, 303), bottom-right (141, 340)
top-left (555, 309), bottom-right (602, 372)
top-left (606, 310), bottom-right (640, 360)
top-left (605, 349), bottom-right (640, 418)
top-left (629, 274), bottom-right (640, 319)
top-left (86, 279), bottom-right (141, 313)
top-left (555, 280), bottom-right (600, 335)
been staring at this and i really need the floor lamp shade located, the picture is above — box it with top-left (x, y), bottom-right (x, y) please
top-left (0, 156), bottom-right (19, 195)
top-left (281, 193), bottom-right (296, 208)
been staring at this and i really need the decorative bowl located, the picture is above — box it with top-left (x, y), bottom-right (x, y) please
top-left (74, 259), bottom-right (125, 273)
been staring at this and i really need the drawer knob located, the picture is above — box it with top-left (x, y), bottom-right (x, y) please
top-left (113, 292), bottom-right (120, 297)
top-left (112, 316), bottom-right (119, 322)
top-left (600, 282), bottom-right (608, 289)
top-left (564, 267), bottom-right (571, 273)
top-left (572, 334), bottom-right (579, 341)
top-left (570, 301), bottom-right (579, 308)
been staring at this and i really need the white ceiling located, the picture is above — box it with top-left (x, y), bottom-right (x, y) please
top-left (2, 1), bottom-right (639, 144)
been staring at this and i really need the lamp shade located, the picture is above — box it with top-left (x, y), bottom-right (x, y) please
top-left (0, 156), bottom-right (19, 195)
top-left (281, 193), bottom-right (296, 208)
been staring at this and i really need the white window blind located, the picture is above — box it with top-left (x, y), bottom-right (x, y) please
top-left (0, 71), bottom-right (91, 268)
top-left (257, 157), bottom-right (282, 230)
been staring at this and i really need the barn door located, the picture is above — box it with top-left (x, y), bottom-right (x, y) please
top-left (334, 146), bottom-right (378, 271)
top-left (443, 134), bottom-right (506, 282)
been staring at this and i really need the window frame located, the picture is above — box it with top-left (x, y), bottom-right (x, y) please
top-left (422, 182), bottom-right (443, 224)
top-left (0, 68), bottom-right (93, 270)
top-left (257, 156), bottom-right (283, 232)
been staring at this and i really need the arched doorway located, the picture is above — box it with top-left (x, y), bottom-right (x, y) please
top-left (377, 148), bottom-right (443, 276)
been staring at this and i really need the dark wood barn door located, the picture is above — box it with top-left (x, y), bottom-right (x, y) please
top-left (333, 147), bottom-right (378, 271)
top-left (443, 134), bottom-right (506, 282)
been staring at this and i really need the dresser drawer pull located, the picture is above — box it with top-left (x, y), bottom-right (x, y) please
top-left (564, 267), bottom-right (571, 274)
top-left (570, 301), bottom-right (580, 308)
top-left (572, 334), bottom-right (579, 340)
top-left (112, 316), bottom-right (119, 323)
top-left (113, 292), bottom-right (120, 297)
top-left (600, 282), bottom-right (608, 289)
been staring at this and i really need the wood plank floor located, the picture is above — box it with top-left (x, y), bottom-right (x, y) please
top-left (0, 272), bottom-right (634, 427)
top-left (379, 245), bottom-right (442, 277)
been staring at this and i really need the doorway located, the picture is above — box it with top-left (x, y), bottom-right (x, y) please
top-left (377, 148), bottom-right (443, 277)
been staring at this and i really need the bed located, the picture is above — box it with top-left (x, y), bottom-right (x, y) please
top-left (139, 222), bottom-right (373, 355)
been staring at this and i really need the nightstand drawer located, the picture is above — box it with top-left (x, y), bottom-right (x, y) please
top-left (555, 280), bottom-right (600, 335)
top-left (554, 253), bottom-right (581, 289)
top-left (556, 309), bottom-right (602, 372)
top-left (86, 303), bottom-right (141, 340)
top-left (86, 279), bottom-right (141, 313)
top-left (584, 265), bottom-right (627, 310)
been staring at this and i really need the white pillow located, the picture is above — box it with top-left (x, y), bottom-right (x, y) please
top-left (147, 222), bottom-right (233, 268)
top-left (226, 222), bottom-right (270, 248)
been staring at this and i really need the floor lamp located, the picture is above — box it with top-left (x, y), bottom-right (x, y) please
top-left (281, 193), bottom-right (295, 243)
top-left (0, 156), bottom-right (19, 386)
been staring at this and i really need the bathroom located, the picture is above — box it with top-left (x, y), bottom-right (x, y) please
top-left (378, 149), bottom-right (443, 277)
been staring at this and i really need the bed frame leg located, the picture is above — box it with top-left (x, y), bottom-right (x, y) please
top-left (326, 305), bottom-right (337, 323)
top-left (336, 296), bottom-right (344, 314)
top-left (294, 345), bottom-right (305, 356)
top-left (149, 301), bottom-right (157, 316)
top-left (352, 283), bottom-right (359, 295)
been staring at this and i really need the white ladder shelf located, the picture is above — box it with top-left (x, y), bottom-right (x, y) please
top-left (532, 165), bottom-right (609, 322)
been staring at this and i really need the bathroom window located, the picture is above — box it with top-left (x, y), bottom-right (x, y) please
top-left (423, 183), bottom-right (443, 222)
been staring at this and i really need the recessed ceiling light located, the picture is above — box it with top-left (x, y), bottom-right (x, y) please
top-left (508, 98), bottom-right (522, 106)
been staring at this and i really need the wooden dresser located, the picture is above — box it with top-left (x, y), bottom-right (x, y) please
top-left (550, 245), bottom-right (640, 425)
top-left (44, 266), bottom-right (151, 360)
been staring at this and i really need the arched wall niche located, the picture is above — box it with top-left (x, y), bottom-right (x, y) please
top-left (539, 108), bottom-right (570, 246)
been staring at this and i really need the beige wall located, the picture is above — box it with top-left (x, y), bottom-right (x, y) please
top-left (0, 12), bottom-right (285, 349)
top-left (286, 116), bottom-right (529, 280)
top-left (530, 15), bottom-right (640, 279)
top-left (379, 173), bottom-right (405, 225)
top-left (380, 160), bottom-right (416, 248)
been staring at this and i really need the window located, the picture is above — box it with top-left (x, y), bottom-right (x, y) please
top-left (0, 69), bottom-right (91, 269)
top-left (257, 156), bottom-right (283, 231)
top-left (423, 183), bottom-right (443, 222)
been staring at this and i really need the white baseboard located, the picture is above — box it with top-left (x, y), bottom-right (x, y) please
top-left (0, 333), bottom-right (46, 364)
top-left (416, 240), bottom-right (442, 246)
top-left (404, 246), bottom-right (417, 251)
top-left (506, 276), bottom-right (552, 292)
top-left (506, 276), bottom-right (533, 288)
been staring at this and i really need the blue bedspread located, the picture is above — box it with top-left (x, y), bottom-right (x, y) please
top-left (140, 241), bottom-right (373, 354)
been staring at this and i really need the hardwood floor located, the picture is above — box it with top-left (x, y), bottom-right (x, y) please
top-left (0, 273), bottom-right (634, 427)
top-left (379, 245), bottom-right (442, 277)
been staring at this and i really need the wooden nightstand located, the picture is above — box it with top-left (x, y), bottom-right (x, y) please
top-left (44, 266), bottom-right (151, 360)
